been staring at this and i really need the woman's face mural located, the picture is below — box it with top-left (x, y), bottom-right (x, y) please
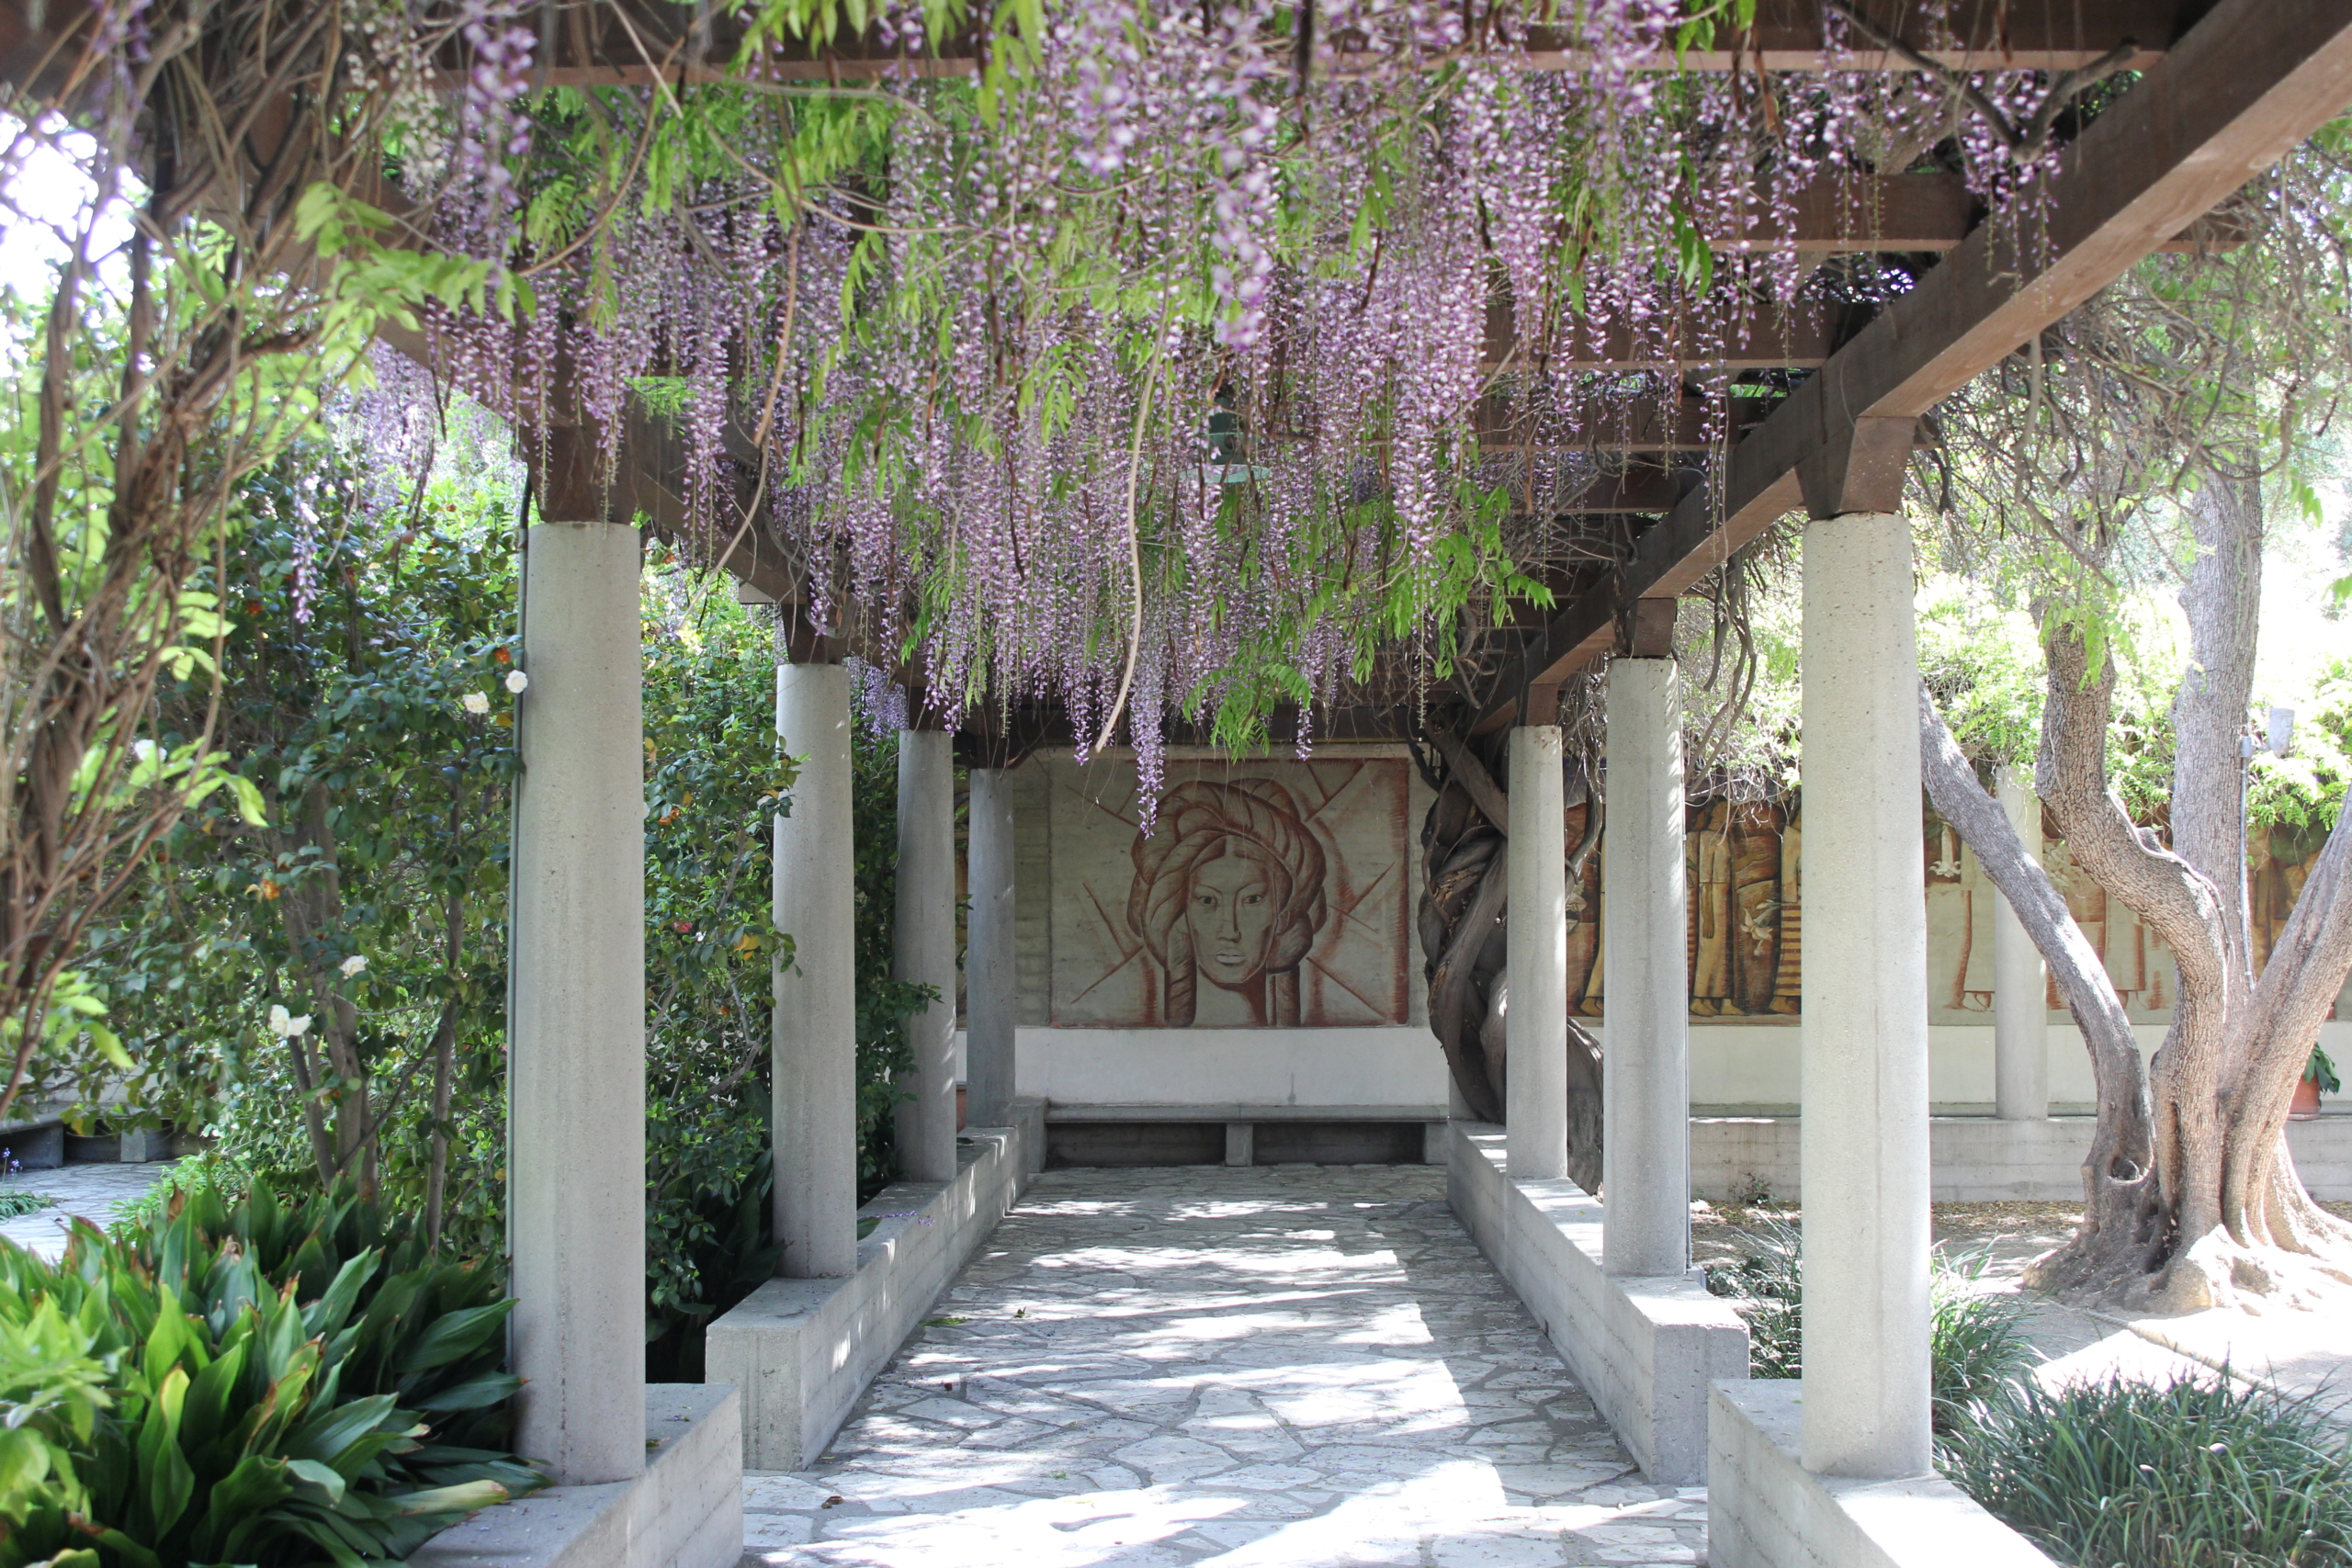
top-left (1129, 779), bottom-right (1329, 1027)
top-left (1186, 850), bottom-right (1281, 989)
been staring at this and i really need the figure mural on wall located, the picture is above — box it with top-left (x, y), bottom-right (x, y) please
top-left (1770, 810), bottom-right (1802, 1013)
top-left (1564, 799), bottom-right (1603, 1016)
top-left (1729, 801), bottom-right (1785, 1013)
top-left (1686, 801), bottom-right (1736, 1016)
top-left (1048, 757), bottom-right (1413, 1028)
top-left (1043, 758), bottom-right (2332, 1031)
top-left (1924, 816), bottom-right (1978, 1014)
top-left (1128, 779), bottom-right (1329, 1026)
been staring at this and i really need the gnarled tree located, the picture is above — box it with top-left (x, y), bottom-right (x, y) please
top-left (1413, 719), bottom-right (1606, 1192)
top-left (1919, 146), bottom-right (2352, 1306)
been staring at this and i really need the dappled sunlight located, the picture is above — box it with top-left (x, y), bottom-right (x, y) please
top-left (743, 1166), bottom-right (1705, 1567)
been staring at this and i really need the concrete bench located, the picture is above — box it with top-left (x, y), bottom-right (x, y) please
top-left (1042, 1102), bottom-right (1450, 1167)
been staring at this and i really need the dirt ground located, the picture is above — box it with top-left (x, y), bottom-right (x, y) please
top-left (1693, 1198), bottom-right (2352, 1378)
top-left (1693, 1198), bottom-right (2352, 1274)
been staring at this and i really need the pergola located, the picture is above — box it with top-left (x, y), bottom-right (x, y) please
top-left (8, 1), bottom-right (2352, 1563)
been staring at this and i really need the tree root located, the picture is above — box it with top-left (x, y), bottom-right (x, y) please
top-left (2027, 1181), bottom-right (2352, 1316)
top-left (2129, 1226), bottom-right (2352, 1315)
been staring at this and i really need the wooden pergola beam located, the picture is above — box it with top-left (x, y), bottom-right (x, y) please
top-left (1519, 307), bottom-right (1841, 370)
top-left (1708, 173), bottom-right (2245, 254)
top-left (1475, 0), bottom-right (2352, 732)
top-left (432, 0), bottom-right (2184, 87)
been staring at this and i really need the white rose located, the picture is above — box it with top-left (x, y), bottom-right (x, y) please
top-left (266, 1004), bottom-right (312, 1039)
top-left (461, 691), bottom-right (491, 715)
top-left (339, 954), bottom-right (368, 978)
top-left (504, 670), bottom-right (529, 694)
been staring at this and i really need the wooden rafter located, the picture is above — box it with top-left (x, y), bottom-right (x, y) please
top-left (1491, 306), bottom-right (1843, 371)
top-left (420, 0), bottom-right (2184, 88)
top-left (1474, 0), bottom-right (2352, 731)
top-left (1707, 172), bottom-right (2247, 254)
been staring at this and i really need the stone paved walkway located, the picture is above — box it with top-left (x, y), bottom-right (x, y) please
top-left (0, 1160), bottom-right (173, 1260)
top-left (742, 1165), bottom-right (1706, 1568)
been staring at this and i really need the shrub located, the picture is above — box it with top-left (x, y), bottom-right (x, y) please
top-left (1706, 1208), bottom-right (1804, 1378)
top-left (1706, 1213), bottom-right (2033, 1413)
top-left (1930, 1244), bottom-right (2034, 1430)
top-left (0, 1182), bottom-right (538, 1567)
top-left (1939, 1372), bottom-right (2352, 1568)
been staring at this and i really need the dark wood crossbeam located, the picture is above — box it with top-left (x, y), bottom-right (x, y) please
top-left (1710, 173), bottom-right (2250, 254)
top-left (1482, 306), bottom-right (1848, 371)
top-left (1475, 0), bottom-right (2352, 731)
top-left (428, 0), bottom-right (2182, 87)
top-left (1707, 175), bottom-right (1980, 253)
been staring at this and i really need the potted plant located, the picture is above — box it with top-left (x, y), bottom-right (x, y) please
top-left (2291, 1043), bottom-right (2339, 1122)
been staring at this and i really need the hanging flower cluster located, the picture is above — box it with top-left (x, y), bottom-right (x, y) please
top-left (389, 0), bottom-right (2093, 812)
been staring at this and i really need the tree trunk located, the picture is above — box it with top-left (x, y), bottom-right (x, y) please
top-left (424, 886), bottom-right (463, 1249)
top-left (1917, 684), bottom-right (2165, 1281)
top-left (1929, 588), bottom-right (2352, 1307)
top-left (2169, 470), bottom-right (2263, 979)
top-left (275, 782), bottom-right (376, 1196)
top-left (1416, 724), bottom-right (1605, 1191)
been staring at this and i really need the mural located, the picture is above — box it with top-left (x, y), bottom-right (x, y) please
top-left (1048, 758), bottom-right (1412, 1028)
top-left (1030, 753), bottom-right (2345, 1032)
top-left (1557, 795), bottom-right (2345, 1024)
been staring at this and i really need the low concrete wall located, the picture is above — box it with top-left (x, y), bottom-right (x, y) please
top-left (1448, 1124), bottom-right (1747, 1484)
top-left (707, 1102), bottom-right (1046, 1470)
top-left (412, 1383), bottom-right (741, 1568)
top-left (1708, 1381), bottom-right (2054, 1568)
top-left (1695, 1113), bottom-right (2352, 1204)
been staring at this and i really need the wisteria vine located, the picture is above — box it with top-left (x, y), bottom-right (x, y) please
top-left (376, 0), bottom-right (2105, 818)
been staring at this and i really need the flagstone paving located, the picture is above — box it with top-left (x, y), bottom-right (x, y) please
top-left (741, 1164), bottom-right (1706, 1568)
top-left (0, 1158), bottom-right (173, 1259)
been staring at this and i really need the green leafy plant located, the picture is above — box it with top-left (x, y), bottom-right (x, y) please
top-left (0, 1180), bottom-right (539, 1567)
top-left (1707, 1213), bottom-right (2033, 1411)
top-left (1929, 1245), bottom-right (2035, 1432)
top-left (1706, 1208), bottom-right (1803, 1379)
top-left (1939, 1372), bottom-right (2352, 1568)
top-left (2308, 1043), bottom-right (2341, 1096)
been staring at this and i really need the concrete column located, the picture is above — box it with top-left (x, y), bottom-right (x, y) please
top-left (510, 519), bottom-right (645, 1485)
top-left (1993, 763), bottom-right (2051, 1121)
top-left (966, 767), bottom-right (1016, 1128)
top-left (1225, 1122), bottom-right (1254, 1167)
top-left (1799, 511), bottom-right (1933, 1481)
top-left (774, 661), bottom-right (858, 1279)
top-left (894, 728), bottom-right (958, 1182)
top-left (1602, 658), bottom-right (1690, 1277)
top-left (1507, 725), bottom-right (1569, 1181)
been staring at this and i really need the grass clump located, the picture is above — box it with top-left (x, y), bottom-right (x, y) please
top-left (1706, 1208), bottom-right (1803, 1378)
top-left (1929, 1244), bottom-right (2035, 1428)
top-left (1939, 1372), bottom-right (2352, 1568)
top-left (1705, 1211), bottom-right (2033, 1422)
top-left (0, 1190), bottom-right (51, 1220)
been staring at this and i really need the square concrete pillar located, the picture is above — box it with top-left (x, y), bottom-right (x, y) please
top-left (1602, 656), bottom-right (1690, 1277)
top-left (511, 516), bottom-right (647, 1485)
top-left (1993, 763), bottom-right (2051, 1121)
top-left (894, 728), bottom-right (959, 1182)
top-left (775, 661), bottom-right (858, 1279)
top-left (966, 768), bottom-right (1018, 1129)
top-left (1798, 511), bottom-right (1933, 1481)
top-left (1507, 726), bottom-right (1570, 1181)
top-left (1225, 1122), bottom-right (1255, 1167)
